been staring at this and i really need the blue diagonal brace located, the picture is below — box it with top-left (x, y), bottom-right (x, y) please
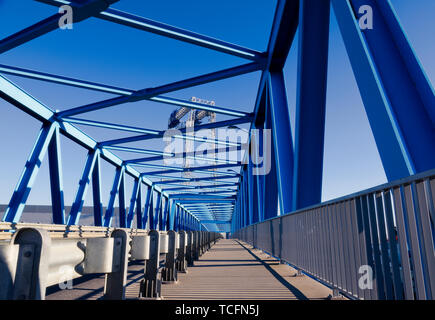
top-left (103, 166), bottom-right (125, 227)
top-left (91, 152), bottom-right (103, 226)
top-left (48, 125), bottom-right (66, 224)
top-left (332, 0), bottom-right (435, 180)
top-left (126, 178), bottom-right (140, 228)
top-left (68, 149), bottom-right (99, 225)
top-left (2, 123), bottom-right (57, 223)
top-left (268, 71), bottom-right (294, 214)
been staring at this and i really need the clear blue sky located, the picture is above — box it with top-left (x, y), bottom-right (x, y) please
top-left (0, 0), bottom-right (434, 216)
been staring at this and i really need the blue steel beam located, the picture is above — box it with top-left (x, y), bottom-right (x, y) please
top-left (262, 92), bottom-right (280, 220)
top-left (152, 192), bottom-right (162, 229)
top-left (37, 0), bottom-right (264, 61)
top-left (293, 0), bottom-right (330, 210)
top-left (135, 182), bottom-right (143, 229)
top-left (103, 166), bottom-right (125, 227)
top-left (153, 175), bottom-right (239, 185)
top-left (268, 71), bottom-right (294, 214)
top-left (162, 184), bottom-right (237, 191)
top-left (0, 64), bottom-right (249, 118)
top-left (332, 0), bottom-right (435, 180)
top-left (141, 163), bottom-right (241, 176)
top-left (126, 154), bottom-right (240, 166)
top-left (126, 178), bottom-right (141, 228)
top-left (65, 117), bottom-right (244, 148)
top-left (0, 0), bottom-right (119, 54)
top-left (48, 125), bottom-right (66, 224)
top-left (141, 185), bottom-right (153, 229)
top-left (168, 200), bottom-right (176, 230)
top-left (57, 62), bottom-right (263, 117)
top-left (231, 0), bottom-right (300, 224)
top-left (118, 169), bottom-right (127, 227)
top-left (68, 150), bottom-right (100, 225)
top-left (171, 195), bottom-right (236, 200)
top-left (266, 0), bottom-right (300, 71)
top-left (175, 200), bottom-right (235, 204)
top-left (197, 221), bottom-right (230, 224)
top-left (106, 144), bottom-right (244, 162)
top-left (91, 151), bottom-right (103, 226)
top-left (2, 123), bottom-right (57, 223)
top-left (166, 190), bottom-right (236, 196)
top-left (98, 116), bottom-right (252, 146)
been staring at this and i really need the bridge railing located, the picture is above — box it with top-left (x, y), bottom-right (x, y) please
top-left (233, 169), bottom-right (435, 300)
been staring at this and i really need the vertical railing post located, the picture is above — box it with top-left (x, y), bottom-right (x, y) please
top-left (176, 231), bottom-right (187, 272)
top-left (140, 230), bottom-right (161, 299)
top-left (186, 231), bottom-right (193, 267)
top-left (104, 229), bottom-right (129, 300)
top-left (162, 230), bottom-right (178, 282)
top-left (11, 228), bottom-right (51, 300)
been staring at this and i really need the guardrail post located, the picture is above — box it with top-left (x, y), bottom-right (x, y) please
top-left (162, 230), bottom-right (177, 282)
top-left (176, 231), bottom-right (187, 272)
top-left (186, 231), bottom-right (193, 267)
top-left (0, 242), bottom-right (18, 299)
top-left (193, 231), bottom-right (200, 260)
top-left (139, 230), bottom-right (161, 299)
top-left (104, 229), bottom-right (129, 300)
top-left (11, 228), bottom-right (51, 300)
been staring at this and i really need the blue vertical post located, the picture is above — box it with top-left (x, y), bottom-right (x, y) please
top-left (135, 182), bottom-right (143, 229)
top-left (68, 149), bottom-right (99, 225)
top-left (153, 192), bottom-right (162, 230)
top-left (268, 71), bottom-right (294, 214)
top-left (142, 185), bottom-right (152, 229)
top-left (103, 166), bottom-right (125, 227)
top-left (253, 127), bottom-right (264, 222)
top-left (148, 188), bottom-right (155, 229)
top-left (293, 0), bottom-right (330, 210)
top-left (92, 152), bottom-right (103, 226)
top-left (118, 170), bottom-right (126, 227)
top-left (48, 126), bottom-right (65, 224)
top-left (247, 158), bottom-right (255, 225)
top-left (263, 91), bottom-right (278, 220)
top-left (162, 197), bottom-right (169, 231)
top-left (126, 178), bottom-right (140, 228)
top-left (168, 201), bottom-right (176, 230)
top-left (3, 123), bottom-right (56, 223)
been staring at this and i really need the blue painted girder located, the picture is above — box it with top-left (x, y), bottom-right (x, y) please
top-left (98, 116), bottom-right (252, 146)
top-left (0, 0), bottom-right (119, 54)
top-left (0, 64), bottom-right (249, 117)
top-left (58, 62), bottom-right (263, 117)
top-left (293, 0), bottom-right (330, 210)
top-left (332, 0), bottom-right (435, 180)
top-left (37, 0), bottom-right (264, 61)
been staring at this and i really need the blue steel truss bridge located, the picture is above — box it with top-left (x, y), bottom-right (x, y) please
top-left (0, 0), bottom-right (434, 301)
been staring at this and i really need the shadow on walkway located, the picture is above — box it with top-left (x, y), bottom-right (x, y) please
top-left (237, 241), bottom-right (309, 300)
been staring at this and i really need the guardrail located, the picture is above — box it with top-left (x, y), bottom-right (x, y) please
top-left (0, 223), bottom-right (221, 300)
top-left (233, 169), bottom-right (435, 300)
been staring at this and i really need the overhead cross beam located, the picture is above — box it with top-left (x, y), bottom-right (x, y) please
top-left (0, 0), bottom-right (120, 54)
top-left (0, 64), bottom-right (250, 118)
top-left (36, 0), bottom-right (265, 61)
top-left (97, 116), bottom-right (253, 146)
top-left (57, 62), bottom-right (263, 117)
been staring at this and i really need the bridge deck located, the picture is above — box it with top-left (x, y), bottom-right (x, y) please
top-left (46, 239), bottom-right (333, 300)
